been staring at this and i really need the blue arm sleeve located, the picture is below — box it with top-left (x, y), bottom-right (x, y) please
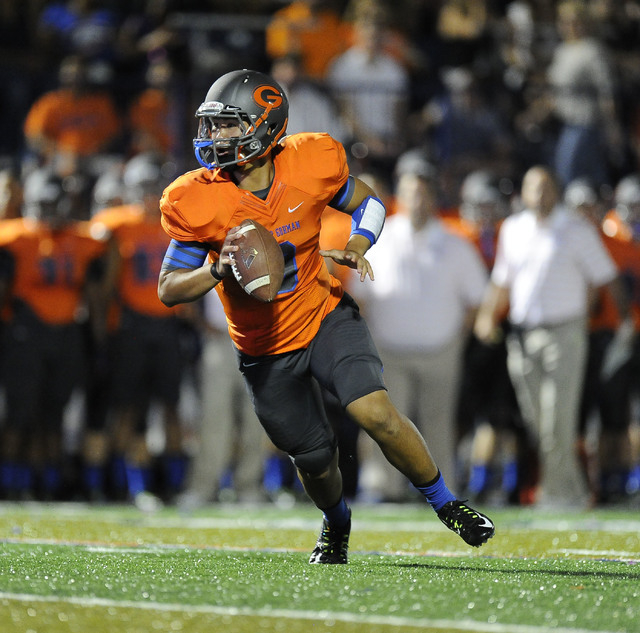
top-left (161, 239), bottom-right (209, 271)
top-left (349, 196), bottom-right (386, 245)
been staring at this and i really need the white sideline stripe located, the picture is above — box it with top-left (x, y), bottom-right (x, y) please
top-left (5, 538), bottom-right (640, 564)
top-left (1, 537), bottom-right (468, 559)
top-left (4, 502), bottom-right (640, 533)
top-left (0, 592), bottom-right (617, 633)
top-left (554, 548), bottom-right (640, 560)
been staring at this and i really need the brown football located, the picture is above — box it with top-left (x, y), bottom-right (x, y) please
top-left (230, 219), bottom-right (285, 302)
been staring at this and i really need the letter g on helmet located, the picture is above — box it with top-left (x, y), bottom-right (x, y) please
top-left (193, 69), bottom-right (289, 170)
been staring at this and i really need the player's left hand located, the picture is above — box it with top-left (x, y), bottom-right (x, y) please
top-left (319, 248), bottom-right (374, 282)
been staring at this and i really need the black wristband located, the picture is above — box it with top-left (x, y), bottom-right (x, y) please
top-left (210, 263), bottom-right (224, 281)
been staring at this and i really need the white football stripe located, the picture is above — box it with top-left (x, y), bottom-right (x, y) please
top-left (244, 275), bottom-right (271, 293)
top-left (236, 223), bottom-right (257, 236)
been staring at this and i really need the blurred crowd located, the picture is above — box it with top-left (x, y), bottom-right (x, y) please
top-left (1, 0), bottom-right (640, 510)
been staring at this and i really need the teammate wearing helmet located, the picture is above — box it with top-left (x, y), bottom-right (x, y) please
top-left (446, 171), bottom-right (530, 505)
top-left (595, 175), bottom-right (640, 498)
top-left (0, 167), bottom-right (108, 500)
top-left (564, 178), bottom-right (635, 504)
top-left (157, 69), bottom-right (495, 563)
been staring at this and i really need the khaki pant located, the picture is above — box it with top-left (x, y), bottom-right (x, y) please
top-left (506, 318), bottom-right (589, 506)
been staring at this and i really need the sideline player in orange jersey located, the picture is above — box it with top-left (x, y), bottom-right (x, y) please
top-left (0, 168), bottom-right (108, 501)
top-left (157, 69), bottom-right (495, 563)
top-left (445, 171), bottom-right (531, 505)
top-left (23, 55), bottom-right (121, 168)
top-left (91, 154), bottom-right (188, 511)
top-left (564, 179), bottom-right (636, 504)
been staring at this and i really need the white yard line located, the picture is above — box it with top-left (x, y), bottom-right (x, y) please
top-left (0, 592), bottom-right (622, 633)
top-left (3, 501), bottom-right (640, 534)
top-left (0, 537), bottom-right (471, 559)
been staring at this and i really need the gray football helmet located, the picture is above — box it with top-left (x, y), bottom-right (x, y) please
top-left (193, 69), bottom-right (289, 170)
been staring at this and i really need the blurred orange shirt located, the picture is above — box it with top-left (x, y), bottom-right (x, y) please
top-left (92, 204), bottom-right (177, 320)
top-left (128, 88), bottom-right (172, 155)
top-left (24, 89), bottom-right (121, 156)
top-left (266, 2), bottom-right (350, 79)
top-left (0, 218), bottom-right (107, 324)
top-left (591, 218), bottom-right (640, 331)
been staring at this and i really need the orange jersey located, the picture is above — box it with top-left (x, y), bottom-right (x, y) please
top-left (92, 205), bottom-right (177, 319)
top-left (602, 209), bottom-right (633, 242)
top-left (589, 213), bottom-right (640, 331)
top-left (265, 3), bottom-right (350, 79)
top-left (0, 218), bottom-right (107, 325)
top-left (442, 214), bottom-right (500, 269)
top-left (128, 88), bottom-right (172, 155)
top-left (23, 89), bottom-right (121, 156)
top-left (591, 231), bottom-right (640, 331)
top-left (160, 133), bottom-right (350, 355)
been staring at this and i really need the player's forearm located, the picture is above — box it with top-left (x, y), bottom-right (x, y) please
top-left (158, 266), bottom-right (217, 307)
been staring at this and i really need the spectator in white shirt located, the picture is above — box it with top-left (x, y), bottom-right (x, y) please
top-left (474, 165), bottom-right (627, 508)
top-left (352, 161), bottom-right (488, 500)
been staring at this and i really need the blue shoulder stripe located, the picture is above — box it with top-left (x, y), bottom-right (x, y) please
top-left (329, 175), bottom-right (355, 211)
top-left (162, 239), bottom-right (209, 270)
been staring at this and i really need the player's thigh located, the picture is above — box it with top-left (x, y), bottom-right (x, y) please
top-left (309, 293), bottom-right (385, 408)
top-left (239, 350), bottom-right (335, 458)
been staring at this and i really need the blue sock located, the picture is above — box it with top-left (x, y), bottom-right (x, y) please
top-left (84, 465), bottom-right (104, 492)
top-left (501, 460), bottom-right (518, 494)
top-left (627, 465), bottom-right (640, 494)
top-left (263, 455), bottom-right (289, 493)
top-left (42, 465), bottom-right (61, 494)
top-left (16, 464), bottom-right (34, 492)
top-left (415, 471), bottom-right (456, 511)
top-left (219, 467), bottom-right (234, 490)
top-left (125, 463), bottom-right (147, 497)
top-left (1, 462), bottom-right (16, 491)
top-left (111, 455), bottom-right (127, 492)
top-left (322, 496), bottom-right (351, 528)
top-left (164, 454), bottom-right (188, 491)
top-left (468, 464), bottom-right (490, 495)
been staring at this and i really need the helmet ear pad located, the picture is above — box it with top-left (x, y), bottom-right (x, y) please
top-left (193, 70), bottom-right (289, 170)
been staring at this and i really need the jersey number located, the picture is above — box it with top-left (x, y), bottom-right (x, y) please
top-left (132, 247), bottom-right (166, 283)
top-left (39, 255), bottom-right (75, 286)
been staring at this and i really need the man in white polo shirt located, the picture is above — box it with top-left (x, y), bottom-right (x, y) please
top-left (474, 165), bottom-right (628, 508)
top-left (352, 161), bottom-right (488, 500)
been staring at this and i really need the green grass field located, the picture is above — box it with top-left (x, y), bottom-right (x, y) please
top-left (1, 501), bottom-right (639, 633)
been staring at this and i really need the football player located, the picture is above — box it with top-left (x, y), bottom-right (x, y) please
top-left (157, 69), bottom-right (495, 563)
top-left (0, 167), bottom-right (107, 500)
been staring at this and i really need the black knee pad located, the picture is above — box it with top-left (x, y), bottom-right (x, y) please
top-left (292, 444), bottom-right (336, 476)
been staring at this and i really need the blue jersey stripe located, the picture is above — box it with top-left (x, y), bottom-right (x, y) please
top-left (329, 175), bottom-right (355, 211)
top-left (162, 239), bottom-right (208, 270)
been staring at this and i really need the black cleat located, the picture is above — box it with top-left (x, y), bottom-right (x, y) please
top-left (309, 515), bottom-right (351, 564)
top-left (437, 500), bottom-right (495, 547)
